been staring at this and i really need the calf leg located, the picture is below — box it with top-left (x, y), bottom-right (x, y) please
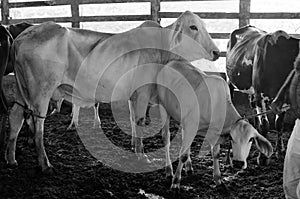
top-left (93, 103), bottom-right (101, 129)
top-left (5, 103), bottom-right (24, 167)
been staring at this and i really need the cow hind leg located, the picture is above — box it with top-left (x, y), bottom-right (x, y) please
top-left (129, 87), bottom-right (152, 162)
top-left (67, 104), bottom-right (79, 130)
top-left (171, 121), bottom-right (196, 191)
top-left (5, 103), bottom-right (24, 167)
top-left (32, 99), bottom-right (54, 174)
top-left (184, 147), bottom-right (193, 175)
top-left (161, 114), bottom-right (173, 179)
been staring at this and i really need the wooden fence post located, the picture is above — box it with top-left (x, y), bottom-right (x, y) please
top-left (239, 0), bottom-right (251, 27)
top-left (71, 0), bottom-right (80, 28)
top-left (151, 0), bottom-right (160, 24)
top-left (1, 0), bottom-right (10, 25)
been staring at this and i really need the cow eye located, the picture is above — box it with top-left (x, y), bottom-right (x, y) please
top-left (190, 25), bottom-right (198, 31)
top-left (249, 137), bottom-right (255, 143)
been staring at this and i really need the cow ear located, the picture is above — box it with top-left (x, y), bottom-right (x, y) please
top-left (254, 132), bottom-right (273, 158)
top-left (170, 22), bottom-right (183, 49)
top-left (269, 30), bottom-right (290, 46)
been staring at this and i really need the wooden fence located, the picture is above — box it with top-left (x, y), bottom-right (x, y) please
top-left (1, 0), bottom-right (300, 57)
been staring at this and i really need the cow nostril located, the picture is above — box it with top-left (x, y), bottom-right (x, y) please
top-left (212, 50), bottom-right (220, 61)
top-left (232, 160), bottom-right (244, 169)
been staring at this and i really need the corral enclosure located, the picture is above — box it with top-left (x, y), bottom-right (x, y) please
top-left (1, 0), bottom-right (300, 72)
top-left (0, 0), bottom-right (300, 198)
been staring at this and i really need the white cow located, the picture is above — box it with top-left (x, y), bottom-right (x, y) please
top-left (146, 60), bottom-right (273, 190)
top-left (6, 11), bottom-right (219, 173)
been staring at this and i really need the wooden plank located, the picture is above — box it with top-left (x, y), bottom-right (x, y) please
top-left (71, 0), bottom-right (80, 28)
top-left (239, 0), bottom-right (251, 27)
top-left (8, 1), bottom-right (56, 8)
top-left (250, 12), bottom-right (300, 19)
top-left (151, 0), bottom-right (160, 23)
top-left (159, 12), bottom-right (239, 19)
top-left (80, 15), bottom-right (152, 22)
top-left (79, 0), bottom-right (150, 3)
top-left (9, 17), bottom-right (72, 24)
top-left (1, 0), bottom-right (10, 24)
top-left (210, 33), bottom-right (230, 39)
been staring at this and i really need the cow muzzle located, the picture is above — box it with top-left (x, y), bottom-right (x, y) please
top-left (212, 50), bottom-right (220, 61)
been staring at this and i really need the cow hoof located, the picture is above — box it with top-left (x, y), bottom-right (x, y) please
top-left (170, 184), bottom-right (180, 193)
top-left (6, 161), bottom-right (18, 169)
top-left (216, 182), bottom-right (230, 196)
top-left (42, 166), bottom-right (55, 175)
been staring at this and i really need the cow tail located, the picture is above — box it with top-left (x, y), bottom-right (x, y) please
top-left (0, 26), bottom-right (11, 152)
top-left (0, 27), bottom-right (11, 114)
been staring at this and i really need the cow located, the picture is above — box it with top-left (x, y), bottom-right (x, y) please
top-left (226, 25), bottom-right (299, 164)
top-left (5, 11), bottom-right (220, 174)
top-left (0, 22), bottom-right (33, 153)
top-left (148, 60), bottom-right (273, 191)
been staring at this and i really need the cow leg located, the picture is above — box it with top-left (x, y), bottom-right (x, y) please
top-left (67, 104), bottom-right (79, 130)
top-left (184, 147), bottom-right (193, 175)
top-left (161, 114), bottom-right (173, 179)
top-left (212, 144), bottom-right (222, 185)
top-left (275, 112), bottom-right (286, 158)
top-left (93, 103), bottom-right (101, 129)
top-left (129, 87), bottom-right (152, 161)
top-left (212, 144), bottom-right (229, 195)
top-left (171, 120), bottom-right (196, 190)
top-left (33, 100), bottom-right (53, 173)
top-left (0, 113), bottom-right (8, 159)
top-left (5, 103), bottom-right (24, 167)
top-left (128, 100), bottom-right (137, 151)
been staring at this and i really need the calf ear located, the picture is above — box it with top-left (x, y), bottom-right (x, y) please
top-left (254, 133), bottom-right (273, 158)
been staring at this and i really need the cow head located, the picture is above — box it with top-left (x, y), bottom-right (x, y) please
top-left (167, 11), bottom-right (220, 62)
top-left (226, 26), bottom-right (266, 91)
top-left (229, 119), bottom-right (273, 169)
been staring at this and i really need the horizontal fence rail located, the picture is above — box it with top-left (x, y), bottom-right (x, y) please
top-left (1, 0), bottom-right (300, 58)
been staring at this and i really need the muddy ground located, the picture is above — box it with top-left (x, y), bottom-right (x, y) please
top-left (0, 75), bottom-right (295, 199)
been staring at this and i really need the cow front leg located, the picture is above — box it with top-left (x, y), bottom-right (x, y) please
top-left (275, 112), bottom-right (286, 159)
top-left (93, 103), bottom-right (101, 129)
top-left (5, 103), bottom-right (24, 167)
top-left (212, 144), bottom-right (229, 195)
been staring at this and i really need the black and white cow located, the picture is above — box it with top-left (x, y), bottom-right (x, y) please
top-left (226, 25), bottom-right (299, 163)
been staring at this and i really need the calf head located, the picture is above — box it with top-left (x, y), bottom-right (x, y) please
top-left (229, 119), bottom-right (273, 169)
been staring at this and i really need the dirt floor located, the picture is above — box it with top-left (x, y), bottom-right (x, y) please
top-left (0, 75), bottom-right (294, 199)
top-left (0, 100), bottom-right (293, 199)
